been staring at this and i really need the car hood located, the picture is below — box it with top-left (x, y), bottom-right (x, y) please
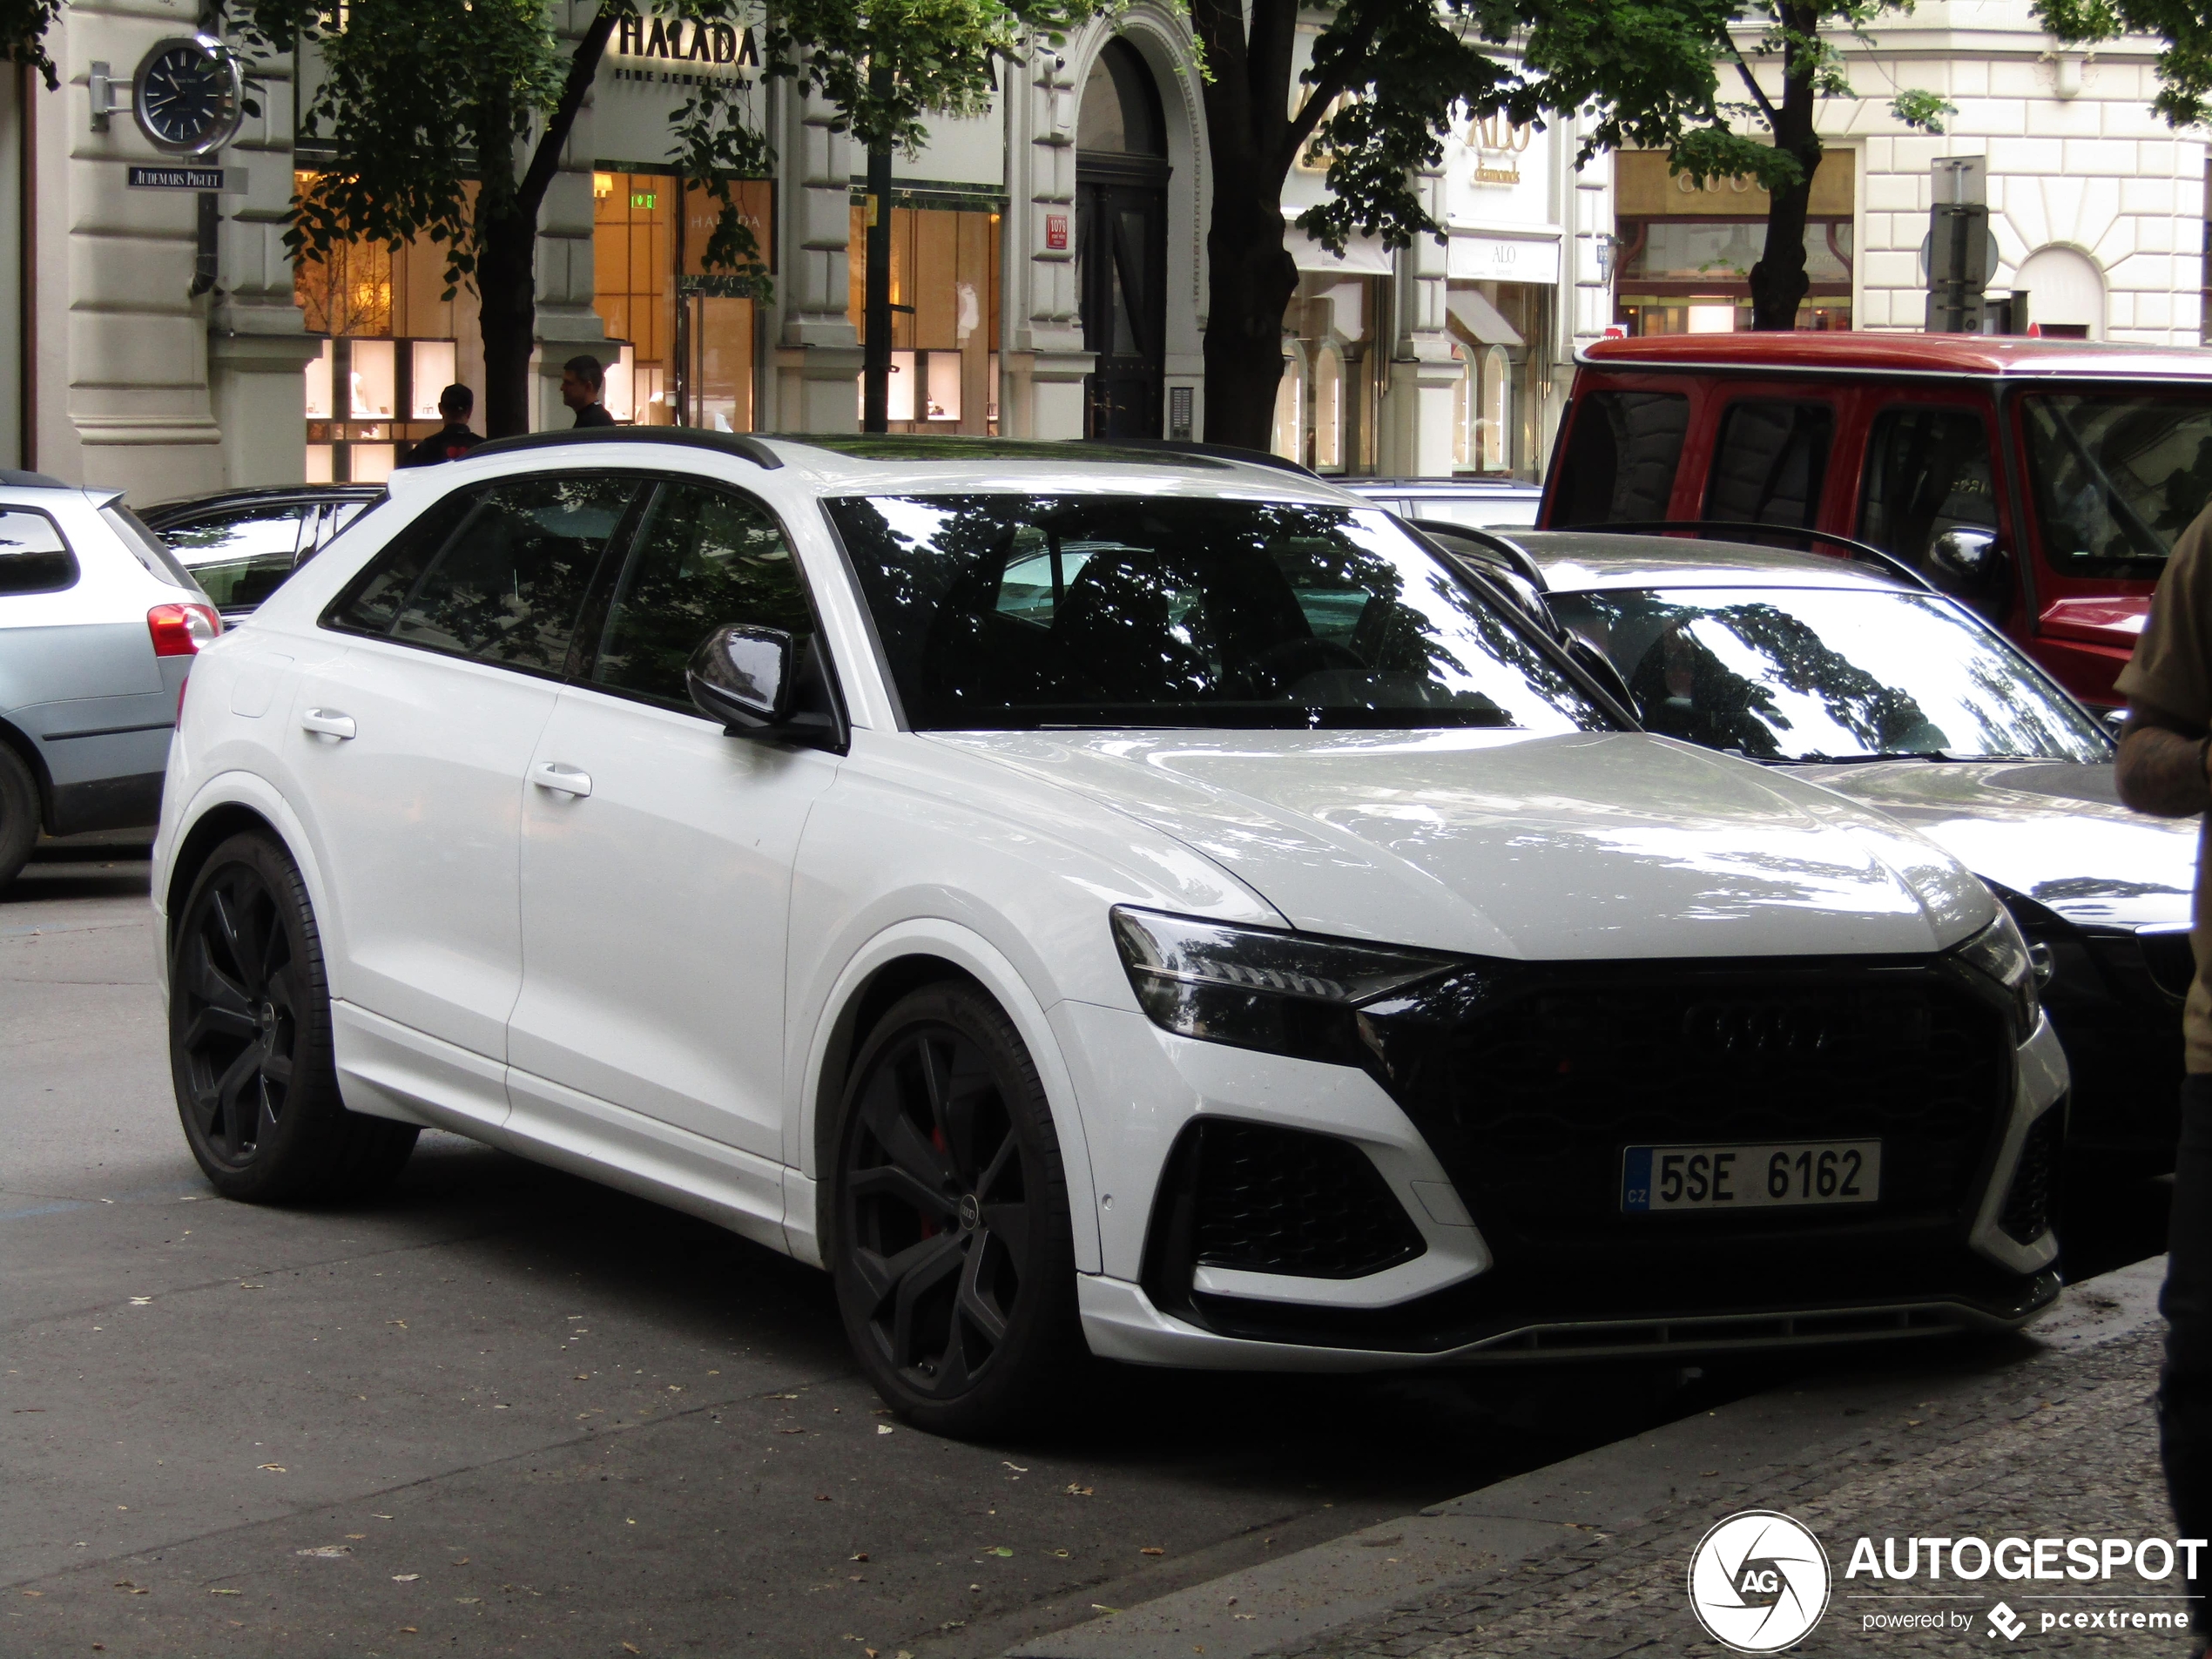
top-left (930, 729), bottom-right (1993, 961)
top-left (2039, 593), bottom-right (2149, 654)
top-left (1791, 759), bottom-right (2195, 932)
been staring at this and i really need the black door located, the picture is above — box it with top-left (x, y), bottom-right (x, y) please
top-left (1078, 157), bottom-right (1168, 441)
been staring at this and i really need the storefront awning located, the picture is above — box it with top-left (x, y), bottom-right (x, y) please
top-left (1447, 287), bottom-right (1523, 347)
top-left (1283, 224), bottom-right (1395, 277)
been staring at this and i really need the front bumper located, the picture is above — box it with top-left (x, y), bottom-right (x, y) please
top-left (1065, 966), bottom-right (2068, 1369)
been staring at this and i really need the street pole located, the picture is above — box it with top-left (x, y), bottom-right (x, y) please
top-left (862, 59), bottom-right (894, 433)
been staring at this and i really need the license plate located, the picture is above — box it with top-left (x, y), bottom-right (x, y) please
top-left (1621, 1140), bottom-right (1882, 1213)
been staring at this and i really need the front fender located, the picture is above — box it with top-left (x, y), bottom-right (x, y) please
top-left (785, 916), bottom-right (1100, 1276)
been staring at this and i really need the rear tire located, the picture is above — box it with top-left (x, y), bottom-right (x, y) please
top-left (831, 983), bottom-right (1085, 1438)
top-left (168, 831), bottom-right (417, 1202)
top-left (0, 745), bottom-right (37, 891)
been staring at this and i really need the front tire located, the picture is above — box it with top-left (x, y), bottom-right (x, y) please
top-left (0, 744), bottom-right (37, 891)
top-left (832, 983), bottom-right (1084, 1437)
top-left (168, 832), bottom-right (417, 1202)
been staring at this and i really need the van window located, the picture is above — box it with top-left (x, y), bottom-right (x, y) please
top-left (1858, 408), bottom-right (1999, 569)
top-left (1703, 401), bottom-right (1834, 529)
top-left (1551, 392), bottom-right (1689, 525)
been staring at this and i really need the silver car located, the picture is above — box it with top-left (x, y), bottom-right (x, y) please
top-left (0, 473), bottom-right (219, 888)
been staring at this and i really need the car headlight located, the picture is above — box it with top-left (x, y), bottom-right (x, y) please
top-left (1109, 906), bottom-right (1462, 1062)
top-left (1955, 908), bottom-right (2042, 1042)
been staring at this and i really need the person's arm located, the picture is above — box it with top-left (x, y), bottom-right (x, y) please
top-left (2117, 705), bottom-right (2212, 818)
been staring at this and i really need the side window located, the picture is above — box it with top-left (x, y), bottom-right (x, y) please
top-left (590, 483), bottom-right (819, 708)
top-left (160, 506), bottom-right (306, 610)
top-left (1703, 401), bottom-right (1834, 529)
top-left (0, 509), bottom-right (77, 597)
top-left (1551, 392), bottom-right (1689, 526)
top-left (328, 476), bottom-right (637, 677)
top-left (1859, 407), bottom-right (1999, 566)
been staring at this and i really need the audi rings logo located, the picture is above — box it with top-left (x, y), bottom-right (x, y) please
top-left (1688, 1510), bottom-right (1832, 1652)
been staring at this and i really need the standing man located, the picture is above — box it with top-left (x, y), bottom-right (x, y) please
top-left (395, 385), bottom-right (483, 468)
top-left (561, 355), bottom-right (616, 428)
top-left (2114, 500), bottom-right (2212, 1656)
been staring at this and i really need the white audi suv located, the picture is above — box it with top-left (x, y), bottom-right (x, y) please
top-left (152, 431), bottom-right (2066, 1433)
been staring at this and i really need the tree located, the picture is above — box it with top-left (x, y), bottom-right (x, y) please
top-left (1188, 0), bottom-right (1523, 448)
top-left (1509, 0), bottom-right (1955, 330)
top-left (223, 0), bottom-right (770, 439)
top-left (2033, 0), bottom-right (2212, 126)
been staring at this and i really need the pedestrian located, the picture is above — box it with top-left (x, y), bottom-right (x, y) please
top-left (562, 354), bottom-right (617, 428)
top-left (395, 385), bottom-right (483, 468)
top-left (2114, 497), bottom-right (2212, 1657)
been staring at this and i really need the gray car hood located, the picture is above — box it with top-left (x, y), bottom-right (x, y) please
top-left (934, 728), bottom-right (1994, 961)
top-left (1794, 759), bottom-right (2196, 933)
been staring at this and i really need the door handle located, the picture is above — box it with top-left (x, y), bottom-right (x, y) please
top-left (530, 761), bottom-right (592, 799)
top-left (300, 707), bottom-right (356, 740)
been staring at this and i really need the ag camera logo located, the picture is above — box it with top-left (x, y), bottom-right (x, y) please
top-left (1688, 1509), bottom-right (1832, 1652)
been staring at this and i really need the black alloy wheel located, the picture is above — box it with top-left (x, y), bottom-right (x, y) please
top-left (833, 984), bottom-right (1082, 1435)
top-left (169, 833), bottom-right (416, 1202)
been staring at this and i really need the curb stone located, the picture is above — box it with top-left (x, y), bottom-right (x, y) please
top-left (1003, 1258), bottom-right (2168, 1659)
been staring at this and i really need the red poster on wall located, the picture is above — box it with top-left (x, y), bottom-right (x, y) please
top-left (1045, 214), bottom-right (1069, 251)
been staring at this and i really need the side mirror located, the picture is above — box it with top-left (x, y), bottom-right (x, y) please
top-left (1929, 526), bottom-right (2002, 586)
top-left (2102, 706), bottom-right (2129, 742)
top-left (688, 624), bottom-right (794, 730)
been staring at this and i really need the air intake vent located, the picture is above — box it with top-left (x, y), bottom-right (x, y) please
top-left (2000, 1108), bottom-right (2064, 1245)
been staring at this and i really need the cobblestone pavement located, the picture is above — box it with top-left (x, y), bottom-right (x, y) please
top-left (1276, 1320), bottom-right (2187, 1658)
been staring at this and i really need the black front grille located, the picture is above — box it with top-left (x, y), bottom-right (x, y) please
top-left (1434, 969), bottom-right (2008, 1245)
top-left (1142, 1121), bottom-right (1424, 1304)
top-left (2000, 1108), bottom-right (2064, 1244)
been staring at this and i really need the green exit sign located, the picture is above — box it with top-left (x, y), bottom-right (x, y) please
top-left (631, 191), bottom-right (658, 210)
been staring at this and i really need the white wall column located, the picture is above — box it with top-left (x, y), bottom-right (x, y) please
top-left (772, 57), bottom-right (863, 432)
top-left (1380, 162), bottom-right (1457, 476)
top-left (1001, 39), bottom-right (1087, 439)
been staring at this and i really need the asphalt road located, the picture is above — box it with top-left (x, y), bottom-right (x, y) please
top-left (0, 849), bottom-right (2174, 1659)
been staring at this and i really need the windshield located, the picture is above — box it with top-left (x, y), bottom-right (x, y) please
top-left (1546, 584), bottom-right (2109, 762)
top-left (2020, 392), bottom-right (2212, 577)
top-left (826, 496), bottom-right (1610, 732)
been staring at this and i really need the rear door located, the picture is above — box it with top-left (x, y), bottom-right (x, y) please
top-left (287, 472), bottom-right (643, 1135)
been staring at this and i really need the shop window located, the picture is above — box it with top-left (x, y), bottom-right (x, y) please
top-left (594, 173), bottom-right (772, 432)
top-left (848, 201), bottom-right (1003, 435)
top-left (1272, 350), bottom-right (1305, 462)
top-left (1704, 401), bottom-right (1834, 529)
top-left (1552, 391), bottom-right (1689, 526)
top-left (1613, 219), bottom-right (1853, 335)
top-left (295, 170), bottom-right (469, 482)
top-left (1480, 345), bottom-right (1511, 473)
top-left (1312, 346), bottom-right (1345, 471)
top-left (1451, 345), bottom-right (1474, 471)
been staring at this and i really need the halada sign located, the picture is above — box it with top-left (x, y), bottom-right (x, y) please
top-left (613, 14), bottom-right (760, 67)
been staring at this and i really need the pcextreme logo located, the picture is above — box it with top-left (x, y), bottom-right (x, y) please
top-left (1688, 1509), bottom-right (1833, 1652)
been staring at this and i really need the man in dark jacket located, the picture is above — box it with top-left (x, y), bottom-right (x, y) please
top-left (562, 355), bottom-right (616, 428)
top-left (396, 385), bottom-right (483, 467)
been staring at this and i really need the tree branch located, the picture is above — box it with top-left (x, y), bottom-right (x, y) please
top-left (516, 2), bottom-right (623, 217)
top-left (1280, 9), bottom-right (1383, 174)
top-left (1730, 49), bottom-right (1779, 126)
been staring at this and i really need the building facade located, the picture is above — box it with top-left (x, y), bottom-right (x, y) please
top-left (0, 0), bottom-right (2197, 506)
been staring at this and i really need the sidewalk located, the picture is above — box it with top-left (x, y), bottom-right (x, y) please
top-left (1008, 1258), bottom-right (2180, 1657)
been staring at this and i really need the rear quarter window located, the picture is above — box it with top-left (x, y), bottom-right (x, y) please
top-left (0, 508), bottom-right (78, 596)
top-left (1551, 391), bottom-right (1689, 526)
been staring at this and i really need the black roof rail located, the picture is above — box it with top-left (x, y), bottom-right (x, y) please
top-left (468, 426), bottom-right (785, 470)
top-left (1405, 518), bottom-right (1550, 592)
top-left (1553, 519), bottom-right (1935, 591)
top-left (1064, 438), bottom-right (1319, 479)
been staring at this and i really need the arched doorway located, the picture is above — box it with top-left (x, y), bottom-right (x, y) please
top-left (2016, 245), bottom-right (2106, 341)
top-left (1077, 40), bottom-right (1170, 439)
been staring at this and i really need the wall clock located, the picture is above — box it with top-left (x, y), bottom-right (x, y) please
top-left (133, 34), bottom-right (243, 157)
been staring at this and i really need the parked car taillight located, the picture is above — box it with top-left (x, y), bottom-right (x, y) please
top-left (147, 602), bottom-right (221, 658)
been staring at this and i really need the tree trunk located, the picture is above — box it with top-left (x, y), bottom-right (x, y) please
top-left (478, 204), bottom-right (538, 438)
top-left (1747, 6), bottom-right (1821, 332)
top-left (1201, 184), bottom-right (1300, 450)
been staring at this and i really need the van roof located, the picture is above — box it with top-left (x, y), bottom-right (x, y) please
top-left (1579, 333), bottom-right (2212, 381)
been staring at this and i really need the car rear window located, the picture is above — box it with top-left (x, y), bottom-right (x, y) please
top-left (1550, 392), bottom-right (1689, 526)
top-left (0, 508), bottom-right (78, 596)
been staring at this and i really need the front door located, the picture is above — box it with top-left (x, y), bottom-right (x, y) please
top-left (1077, 160), bottom-right (1168, 441)
top-left (507, 478), bottom-right (841, 1234)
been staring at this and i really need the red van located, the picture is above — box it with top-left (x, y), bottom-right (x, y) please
top-left (1541, 333), bottom-right (2212, 707)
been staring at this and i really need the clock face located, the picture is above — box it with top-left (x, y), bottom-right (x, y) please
top-left (133, 37), bottom-right (240, 155)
